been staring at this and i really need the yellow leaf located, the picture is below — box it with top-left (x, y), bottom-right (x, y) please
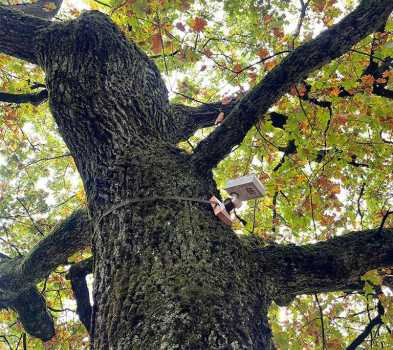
top-left (43, 1), bottom-right (57, 11)
top-left (331, 184), bottom-right (341, 194)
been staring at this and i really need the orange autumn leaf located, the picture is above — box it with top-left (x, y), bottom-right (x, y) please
top-left (4, 109), bottom-right (17, 121)
top-left (272, 27), bottom-right (284, 39)
top-left (327, 339), bottom-right (342, 350)
top-left (313, 0), bottom-right (326, 13)
top-left (361, 74), bottom-right (375, 86)
top-left (330, 86), bottom-right (341, 96)
top-left (298, 120), bottom-right (309, 132)
top-left (263, 15), bottom-right (272, 25)
top-left (320, 215), bottom-right (335, 226)
top-left (151, 33), bottom-right (163, 54)
top-left (382, 70), bottom-right (393, 78)
top-left (264, 59), bottom-right (277, 71)
top-left (331, 184), bottom-right (341, 194)
top-left (190, 17), bottom-right (207, 32)
top-left (233, 63), bottom-right (242, 74)
top-left (257, 48), bottom-right (269, 59)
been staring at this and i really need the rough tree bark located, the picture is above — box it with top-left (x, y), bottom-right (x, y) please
top-left (0, 210), bottom-right (91, 340)
top-left (0, 1), bottom-right (393, 349)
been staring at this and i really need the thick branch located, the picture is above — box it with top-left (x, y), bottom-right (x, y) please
top-left (9, 288), bottom-right (55, 341)
top-left (18, 209), bottom-right (92, 288)
top-left (0, 209), bottom-right (91, 300)
top-left (171, 102), bottom-right (287, 142)
top-left (66, 257), bottom-right (93, 333)
top-left (0, 6), bottom-right (49, 64)
top-left (190, 0), bottom-right (393, 171)
top-left (171, 101), bottom-right (236, 141)
top-left (0, 89), bottom-right (48, 105)
top-left (254, 228), bottom-right (393, 303)
top-left (0, 209), bottom-right (91, 340)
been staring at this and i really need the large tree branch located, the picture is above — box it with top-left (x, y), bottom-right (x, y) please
top-left (0, 6), bottom-right (50, 64)
top-left (171, 101), bottom-right (287, 142)
top-left (10, 288), bottom-right (55, 341)
top-left (18, 209), bottom-right (92, 289)
top-left (253, 228), bottom-right (393, 305)
top-left (0, 209), bottom-right (91, 340)
top-left (66, 257), bottom-right (93, 333)
top-left (190, 0), bottom-right (393, 171)
top-left (0, 89), bottom-right (48, 105)
top-left (171, 101), bottom-right (236, 141)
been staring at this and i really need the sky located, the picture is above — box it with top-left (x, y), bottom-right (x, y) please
top-left (64, 0), bottom-right (90, 11)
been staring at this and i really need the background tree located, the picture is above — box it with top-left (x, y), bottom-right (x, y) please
top-left (0, 0), bottom-right (393, 349)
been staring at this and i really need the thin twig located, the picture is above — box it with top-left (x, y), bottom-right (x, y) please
top-left (357, 182), bottom-right (366, 228)
top-left (0, 335), bottom-right (12, 350)
top-left (346, 301), bottom-right (384, 350)
top-left (16, 198), bottom-right (44, 236)
top-left (0, 235), bottom-right (23, 256)
top-left (93, 0), bottom-right (112, 8)
top-left (315, 294), bottom-right (327, 350)
top-left (251, 199), bottom-right (258, 234)
top-left (378, 209), bottom-right (392, 235)
top-left (349, 49), bottom-right (385, 62)
top-left (172, 91), bottom-right (208, 105)
top-left (235, 51), bottom-right (291, 75)
top-left (110, 0), bottom-right (128, 14)
top-left (186, 139), bottom-right (195, 151)
top-left (309, 185), bottom-right (317, 238)
top-left (323, 105), bottom-right (333, 150)
top-left (290, 0), bottom-right (310, 49)
top-left (149, 49), bottom-right (179, 59)
top-left (272, 192), bottom-right (278, 233)
top-left (23, 153), bottom-right (71, 168)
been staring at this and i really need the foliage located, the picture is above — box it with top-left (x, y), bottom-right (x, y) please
top-left (0, 0), bottom-right (392, 348)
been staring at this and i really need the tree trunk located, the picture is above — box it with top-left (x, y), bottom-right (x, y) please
top-left (91, 152), bottom-right (272, 349)
top-left (33, 11), bottom-right (274, 349)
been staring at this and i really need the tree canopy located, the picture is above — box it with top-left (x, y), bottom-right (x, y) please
top-left (0, 0), bottom-right (392, 349)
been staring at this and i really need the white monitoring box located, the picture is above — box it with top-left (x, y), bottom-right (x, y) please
top-left (224, 174), bottom-right (265, 201)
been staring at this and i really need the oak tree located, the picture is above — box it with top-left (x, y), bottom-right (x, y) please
top-left (0, 0), bottom-right (393, 349)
